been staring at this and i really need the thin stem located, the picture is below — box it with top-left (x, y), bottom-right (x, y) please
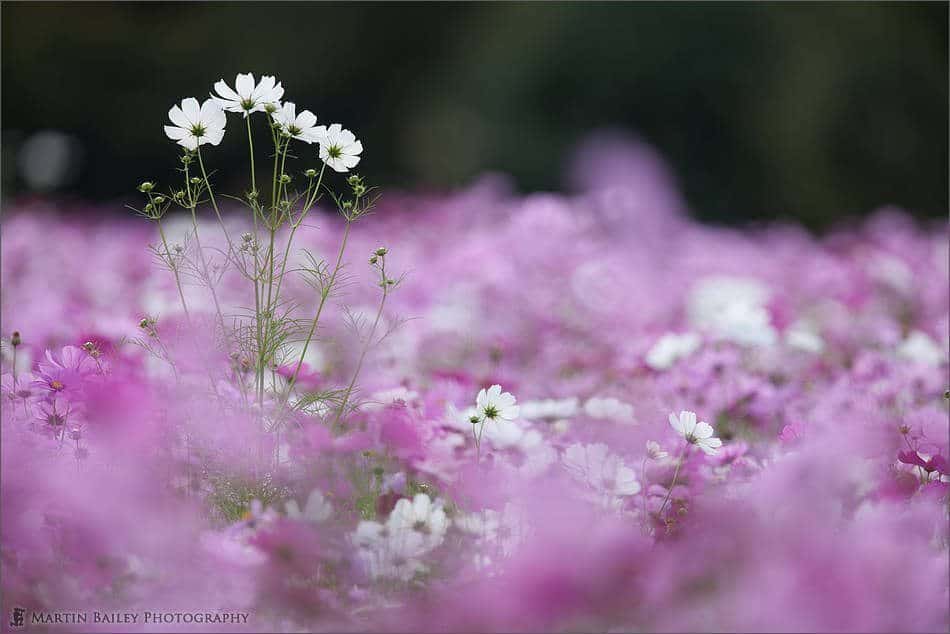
top-left (155, 215), bottom-right (191, 321)
top-left (246, 116), bottom-right (257, 199)
top-left (196, 146), bottom-right (233, 250)
top-left (286, 221), bottom-right (352, 392)
top-left (657, 444), bottom-right (687, 519)
top-left (334, 275), bottom-right (390, 426)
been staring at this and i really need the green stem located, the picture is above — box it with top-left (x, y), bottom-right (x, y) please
top-left (286, 221), bottom-right (352, 393)
top-left (657, 445), bottom-right (687, 519)
top-left (334, 274), bottom-right (389, 426)
top-left (155, 215), bottom-right (191, 321)
top-left (196, 146), bottom-right (233, 250)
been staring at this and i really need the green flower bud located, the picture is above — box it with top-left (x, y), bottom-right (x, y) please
top-left (152, 195), bottom-right (165, 204)
top-left (279, 174), bottom-right (291, 184)
top-left (189, 177), bottom-right (202, 186)
top-left (369, 255), bottom-right (378, 265)
top-left (374, 247), bottom-right (388, 257)
top-left (305, 169), bottom-right (318, 179)
top-left (137, 181), bottom-right (155, 193)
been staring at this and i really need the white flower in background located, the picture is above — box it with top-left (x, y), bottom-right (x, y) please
top-left (562, 443), bottom-right (641, 510)
top-left (688, 275), bottom-right (777, 347)
top-left (785, 320), bottom-right (825, 354)
top-left (456, 503), bottom-right (528, 566)
top-left (868, 253), bottom-right (914, 294)
top-left (519, 397), bottom-right (579, 421)
top-left (315, 123), bottom-right (363, 172)
top-left (284, 489), bottom-right (332, 523)
top-left (475, 384), bottom-right (520, 424)
top-left (897, 330), bottom-right (945, 367)
top-left (363, 386), bottom-right (420, 411)
top-left (352, 520), bottom-right (427, 581)
top-left (387, 493), bottom-right (449, 549)
top-left (669, 410), bottom-right (722, 455)
top-left (272, 102), bottom-right (321, 143)
top-left (646, 440), bottom-right (669, 461)
top-left (212, 73), bottom-right (283, 117)
top-left (645, 332), bottom-right (701, 370)
top-left (583, 396), bottom-right (635, 424)
top-left (351, 493), bottom-right (449, 581)
top-left (164, 97), bottom-right (226, 150)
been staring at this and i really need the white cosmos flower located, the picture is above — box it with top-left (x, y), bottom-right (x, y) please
top-left (646, 440), bottom-right (669, 461)
top-left (352, 520), bottom-right (428, 581)
top-left (562, 443), bottom-right (641, 510)
top-left (519, 397), bottom-right (579, 421)
top-left (688, 276), bottom-right (777, 347)
top-left (387, 493), bottom-right (449, 550)
top-left (284, 489), bottom-right (332, 523)
top-left (272, 102), bottom-right (321, 143)
top-left (897, 330), bottom-right (945, 367)
top-left (212, 73), bottom-right (283, 117)
top-left (315, 123), bottom-right (363, 172)
top-left (475, 384), bottom-right (520, 424)
top-left (164, 98), bottom-right (226, 151)
top-left (645, 332), bottom-right (701, 370)
top-left (668, 410), bottom-right (722, 455)
top-left (583, 396), bottom-right (635, 423)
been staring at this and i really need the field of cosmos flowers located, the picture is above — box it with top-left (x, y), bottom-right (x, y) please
top-left (1, 73), bottom-right (949, 633)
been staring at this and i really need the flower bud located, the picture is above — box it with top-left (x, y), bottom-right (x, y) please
top-left (469, 415), bottom-right (481, 425)
top-left (189, 177), bottom-right (202, 186)
top-left (279, 174), bottom-right (291, 184)
top-left (180, 154), bottom-right (193, 165)
top-left (137, 181), bottom-right (155, 193)
top-left (369, 255), bottom-right (378, 265)
top-left (305, 169), bottom-right (318, 179)
top-left (152, 195), bottom-right (165, 204)
top-left (374, 247), bottom-right (388, 257)
top-left (264, 103), bottom-right (278, 114)
top-left (10, 331), bottom-right (21, 347)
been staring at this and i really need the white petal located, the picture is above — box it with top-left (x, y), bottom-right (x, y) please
top-left (164, 125), bottom-right (188, 141)
top-left (181, 98), bottom-right (200, 123)
top-left (168, 105), bottom-right (190, 129)
top-left (235, 73), bottom-right (255, 97)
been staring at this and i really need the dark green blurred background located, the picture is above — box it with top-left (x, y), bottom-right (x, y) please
top-left (2, 2), bottom-right (947, 229)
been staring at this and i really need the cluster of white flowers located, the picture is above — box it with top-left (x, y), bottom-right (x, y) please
top-left (352, 493), bottom-right (449, 581)
top-left (562, 442), bottom-right (641, 511)
top-left (456, 503), bottom-right (528, 570)
top-left (284, 489), bottom-right (333, 523)
top-left (164, 72), bottom-right (362, 172)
